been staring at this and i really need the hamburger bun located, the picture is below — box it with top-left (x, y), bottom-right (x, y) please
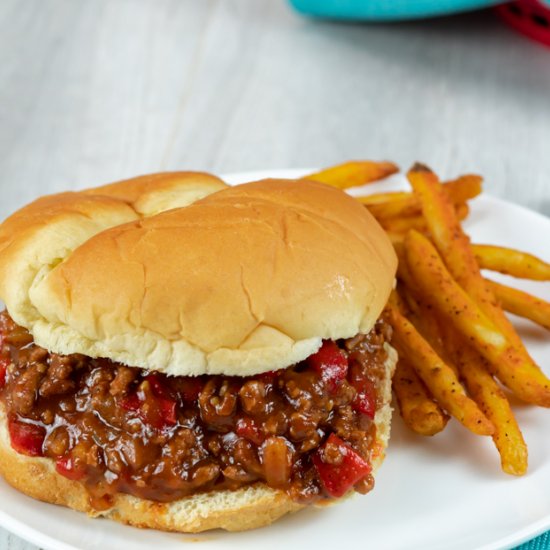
top-left (0, 173), bottom-right (396, 376)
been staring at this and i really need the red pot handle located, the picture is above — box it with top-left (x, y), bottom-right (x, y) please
top-left (496, 1), bottom-right (550, 48)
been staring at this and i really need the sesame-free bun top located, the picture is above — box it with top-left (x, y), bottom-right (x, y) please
top-left (0, 172), bottom-right (396, 376)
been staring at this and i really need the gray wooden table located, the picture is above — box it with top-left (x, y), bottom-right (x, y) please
top-left (0, 1), bottom-right (549, 548)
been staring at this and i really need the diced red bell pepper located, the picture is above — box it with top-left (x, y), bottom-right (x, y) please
top-left (236, 416), bottom-right (264, 445)
top-left (120, 374), bottom-right (177, 430)
top-left (157, 397), bottom-right (177, 427)
top-left (8, 416), bottom-right (45, 457)
top-left (351, 377), bottom-right (377, 419)
top-left (307, 341), bottom-right (348, 392)
top-left (120, 393), bottom-right (140, 412)
top-left (56, 455), bottom-right (86, 481)
top-left (348, 365), bottom-right (377, 419)
top-left (0, 356), bottom-right (9, 390)
top-left (146, 373), bottom-right (172, 399)
top-left (145, 374), bottom-right (177, 427)
top-left (313, 433), bottom-right (372, 498)
top-left (352, 390), bottom-right (376, 419)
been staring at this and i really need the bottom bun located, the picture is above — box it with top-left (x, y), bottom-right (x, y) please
top-left (0, 344), bottom-right (396, 533)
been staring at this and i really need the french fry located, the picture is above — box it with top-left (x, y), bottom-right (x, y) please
top-left (402, 288), bottom-right (454, 368)
top-left (443, 174), bottom-right (483, 204)
top-left (304, 160), bottom-right (399, 189)
top-left (407, 165), bottom-right (523, 348)
top-left (356, 191), bottom-right (411, 207)
top-left (486, 279), bottom-right (550, 331)
top-left (392, 241), bottom-right (419, 306)
top-left (473, 244), bottom-right (550, 281)
top-left (378, 203), bottom-right (469, 234)
top-left (344, 159), bottom-right (548, 475)
top-left (388, 301), bottom-right (494, 436)
top-left (401, 257), bottom-right (527, 474)
top-left (387, 231), bottom-right (406, 247)
top-left (439, 320), bottom-right (528, 475)
top-left (394, 250), bottom-right (441, 352)
top-left (407, 165), bottom-right (550, 399)
top-left (363, 196), bottom-right (421, 219)
top-left (461, 349), bottom-right (528, 476)
top-left (404, 229), bottom-right (550, 407)
top-left (379, 214), bottom-right (429, 234)
top-left (393, 358), bottom-right (449, 436)
top-left (396, 283), bottom-right (418, 317)
top-left (361, 174), bottom-right (482, 219)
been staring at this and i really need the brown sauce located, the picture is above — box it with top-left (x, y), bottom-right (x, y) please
top-left (0, 311), bottom-right (391, 509)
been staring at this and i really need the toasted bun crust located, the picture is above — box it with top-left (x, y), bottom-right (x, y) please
top-left (0, 345), bottom-right (396, 533)
top-left (0, 174), bottom-right (396, 376)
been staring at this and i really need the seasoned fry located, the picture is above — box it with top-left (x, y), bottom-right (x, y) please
top-left (378, 203), bottom-right (469, 234)
top-left (407, 165), bottom-right (550, 394)
top-left (402, 289), bottom-right (453, 367)
top-left (438, 318), bottom-right (527, 475)
top-left (379, 214), bottom-right (429, 234)
top-left (395, 284), bottom-right (419, 320)
top-left (390, 245), bottom-right (426, 316)
top-left (361, 174), bottom-right (482, 219)
top-left (388, 301), bottom-right (494, 436)
top-left (356, 191), bottom-right (411, 207)
top-left (432, 300), bottom-right (528, 476)
top-left (334, 158), bottom-right (548, 474)
top-left (473, 244), bottom-right (550, 281)
top-left (486, 279), bottom-right (550, 331)
top-left (407, 165), bottom-right (520, 345)
top-left (394, 248), bottom-right (447, 358)
top-left (387, 231), bottom-right (406, 247)
top-left (452, 342), bottom-right (528, 476)
top-left (393, 358), bottom-right (449, 436)
top-left (404, 229), bottom-right (550, 407)
top-left (443, 174), bottom-right (483, 204)
top-left (363, 195), bottom-right (422, 218)
top-left (407, 165), bottom-right (486, 290)
top-left (304, 160), bottom-right (398, 189)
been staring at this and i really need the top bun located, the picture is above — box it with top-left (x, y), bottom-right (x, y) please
top-left (0, 173), bottom-right (396, 377)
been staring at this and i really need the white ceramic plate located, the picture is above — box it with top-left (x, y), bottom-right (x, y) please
top-left (1, 169), bottom-right (549, 550)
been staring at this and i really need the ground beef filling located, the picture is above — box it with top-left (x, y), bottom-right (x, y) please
top-left (0, 311), bottom-right (391, 510)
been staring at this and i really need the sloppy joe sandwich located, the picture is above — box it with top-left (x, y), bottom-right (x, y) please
top-left (0, 172), bottom-right (397, 532)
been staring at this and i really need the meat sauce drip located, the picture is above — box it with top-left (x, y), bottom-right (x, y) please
top-left (0, 311), bottom-right (391, 510)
